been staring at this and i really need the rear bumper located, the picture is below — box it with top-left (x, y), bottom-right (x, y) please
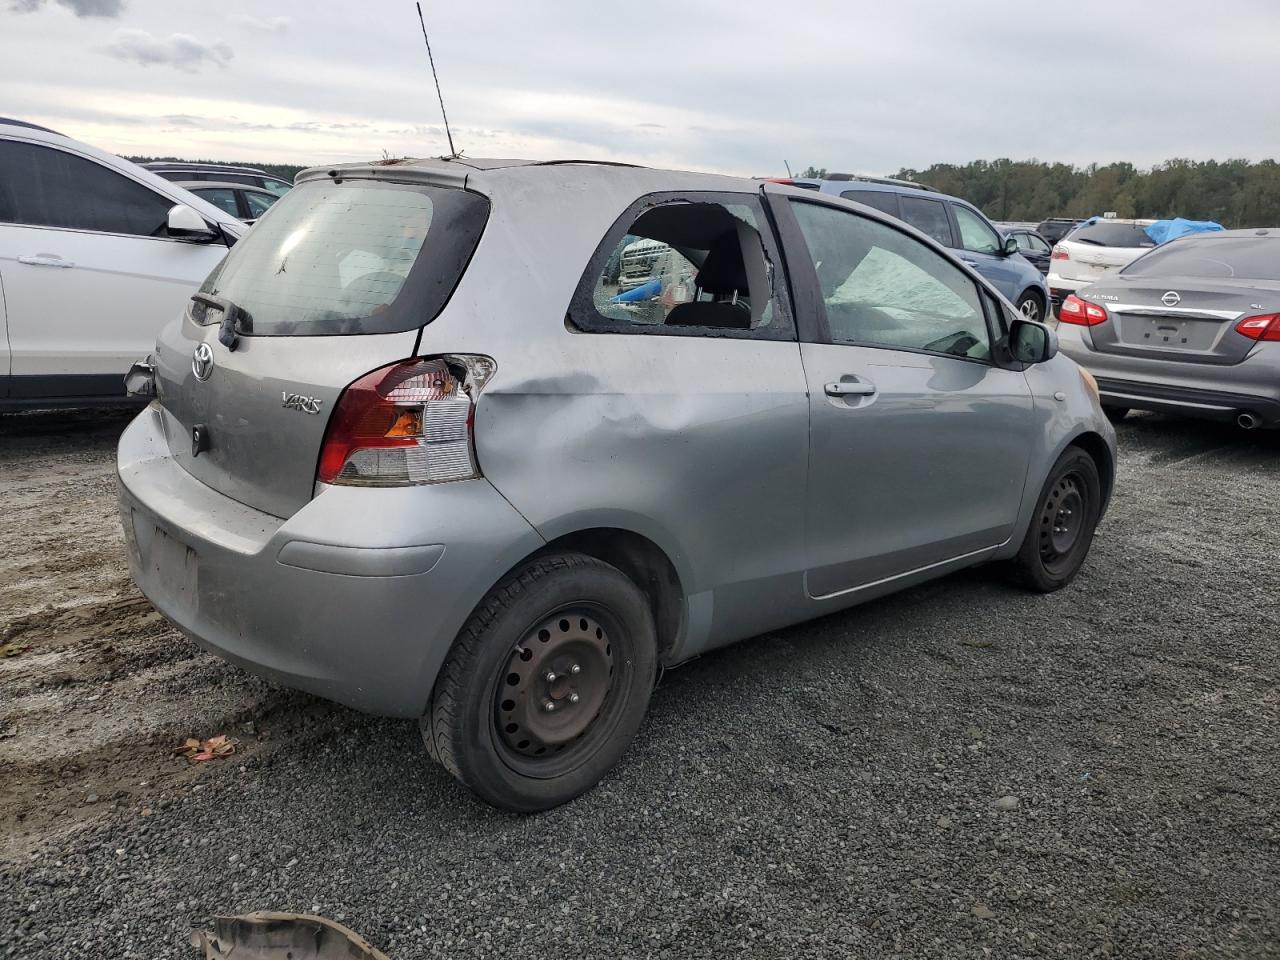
top-left (1047, 275), bottom-right (1086, 308)
top-left (1094, 378), bottom-right (1280, 424)
top-left (1057, 327), bottom-right (1280, 425)
top-left (117, 404), bottom-right (545, 717)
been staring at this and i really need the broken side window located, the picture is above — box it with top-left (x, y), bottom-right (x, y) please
top-left (569, 192), bottom-right (795, 341)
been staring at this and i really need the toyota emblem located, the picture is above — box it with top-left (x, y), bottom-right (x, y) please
top-left (1161, 290), bottom-right (1181, 307)
top-left (192, 342), bottom-right (214, 381)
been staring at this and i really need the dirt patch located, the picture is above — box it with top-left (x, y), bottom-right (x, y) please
top-left (0, 408), bottom-right (338, 858)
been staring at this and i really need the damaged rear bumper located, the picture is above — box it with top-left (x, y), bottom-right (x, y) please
top-left (117, 403), bottom-right (545, 717)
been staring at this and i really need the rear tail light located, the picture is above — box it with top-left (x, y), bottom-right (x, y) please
top-left (1058, 294), bottom-right (1108, 326)
top-left (1234, 313), bottom-right (1280, 341)
top-left (1051, 246), bottom-right (1070, 260)
top-left (317, 355), bottom-right (495, 487)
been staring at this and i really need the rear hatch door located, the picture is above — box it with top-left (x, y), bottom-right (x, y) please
top-left (1083, 277), bottom-right (1266, 365)
top-left (153, 174), bottom-right (490, 519)
top-left (1056, 221), bottom-right (1156, 283)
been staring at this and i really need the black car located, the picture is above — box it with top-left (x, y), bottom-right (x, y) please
top-left (1036, 217), bottom-right (1084, 247)
top-left (1005, 228), bottom-right (1053, 276)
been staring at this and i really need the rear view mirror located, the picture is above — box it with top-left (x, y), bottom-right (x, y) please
top-left (167, 204), bottom-right (218, 243)
top-left (1003, 235), bottom-right (1019, 256)
top-left (1010, 318), bottom-right (1057, 364)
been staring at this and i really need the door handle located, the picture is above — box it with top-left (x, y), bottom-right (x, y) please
top-left (18, 255), bottom-right (75, 268)
top-left (825, 380), bottom-right (877, 397)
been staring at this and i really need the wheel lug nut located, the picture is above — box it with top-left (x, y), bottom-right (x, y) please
top-left (544, 671), bottom-right (556, 683)
top-left (569, 692), bottom-right (580, 704)
top-left (544, 700), bottom-right (556, 712)
top-left (570, 663), bottom-right (581, 675)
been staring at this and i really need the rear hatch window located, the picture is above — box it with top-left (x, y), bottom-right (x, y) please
top-left (1122, 237), bottom-right (1280, 281)
top-left (195, 178), bottom-right (489, 336)
top-left (1069, 222), bottom-right (1155, 248)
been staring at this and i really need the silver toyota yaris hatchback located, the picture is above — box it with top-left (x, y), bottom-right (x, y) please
top-left (118, 158), bottom-right (1116, 810)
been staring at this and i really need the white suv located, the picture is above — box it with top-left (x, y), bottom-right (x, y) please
top-left (1047, 217), bottom-right (1156, 312)
top-left (0, 119), bottom-right (244, 410)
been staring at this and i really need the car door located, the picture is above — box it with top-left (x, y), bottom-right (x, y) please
top-left (898, 194), bottom-right (955, 248)
top-left (1019, 231), bottom-right (1051, 275)
top-left (242, 189), bottom-right (278, 223)
top-left (0, 138), bottom-right (231, 401)
top-left (0, 268), bottom-right (9, 401)
top-left (949, 202), bottom-right (1023, 299)
top-left (769, 193), bottom-right (1036, 597)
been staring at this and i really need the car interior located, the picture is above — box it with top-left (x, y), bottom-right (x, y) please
top-left (594, 201), bottom-right (774, 330)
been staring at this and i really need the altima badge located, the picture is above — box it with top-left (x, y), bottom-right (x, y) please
top-left (282, 391), bottom-right (323, 415)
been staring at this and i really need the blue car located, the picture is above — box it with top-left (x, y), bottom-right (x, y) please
top-left (784, 175), bottom-right (1051, 323)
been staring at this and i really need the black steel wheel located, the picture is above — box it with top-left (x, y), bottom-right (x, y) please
top-left (1009, 447), bottom-right (1102, 592)
top-left (422, 553), bottom-right (656, 811)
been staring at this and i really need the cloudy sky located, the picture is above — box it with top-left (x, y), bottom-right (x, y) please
top-left (5, 0), bottom-right (1279, 176)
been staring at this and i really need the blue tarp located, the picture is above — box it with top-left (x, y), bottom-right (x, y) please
top-left (1144, 218), bottom-right (1224, 245)
top-left (610, 278), bottom-right (662, 302)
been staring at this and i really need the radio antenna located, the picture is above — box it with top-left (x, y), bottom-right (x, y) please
top-left (415, 2), bottom-right (457, 158)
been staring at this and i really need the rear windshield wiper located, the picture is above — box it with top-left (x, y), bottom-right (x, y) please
top-left (191, 292), bottom-right (252, 351)
top-left (1072, 237), bottom-right (1106, 246)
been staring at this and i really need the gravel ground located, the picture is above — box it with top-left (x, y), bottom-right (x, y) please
top-left (1, 407), bottom-right (1278, 959)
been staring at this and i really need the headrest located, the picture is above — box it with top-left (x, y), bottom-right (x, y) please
top-left (696, 231), bottom-right (749, 296)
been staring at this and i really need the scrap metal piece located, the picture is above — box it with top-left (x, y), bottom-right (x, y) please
top-left (190, 912), bottom-right (391, 960)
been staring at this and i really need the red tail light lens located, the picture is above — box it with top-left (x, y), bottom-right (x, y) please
top-left (1051, 246), bottom-right (1070, 260)
top-left (1058, 294), bottom-right (1108, 326)
top-left (1234, 313), bottom-right (1280, 341)
top-left (317, 355), bottom-right (494, 487)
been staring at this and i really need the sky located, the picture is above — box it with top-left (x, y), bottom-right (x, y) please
top-left (4, 0), bottom-right (1279, 177)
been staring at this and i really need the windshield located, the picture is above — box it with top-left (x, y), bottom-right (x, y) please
top-left (196, 179), bottom-right (489, 336)
top-left (1123, 236), bottom-right (1280, 281)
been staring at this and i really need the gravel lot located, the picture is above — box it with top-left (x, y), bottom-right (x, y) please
top-left (2, 407), bottom-right (1278, 959)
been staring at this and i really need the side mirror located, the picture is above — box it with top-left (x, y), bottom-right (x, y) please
top-left (1003, 235), bottom-right (1019, 256)
top-left (1009, 317), bottom-right (1058, 364)
top-left (167, 204), bottom-right (218, 243)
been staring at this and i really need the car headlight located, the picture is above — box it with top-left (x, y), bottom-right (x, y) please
top-left (1079, 366), bottom-right (1100, 405)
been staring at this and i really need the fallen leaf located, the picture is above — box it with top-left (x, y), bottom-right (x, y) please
top-left (0, 642), bottom-right (30, 658)
top-left (176, 734), bottom-right (240, 762)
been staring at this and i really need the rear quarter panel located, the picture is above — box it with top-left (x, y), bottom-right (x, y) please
top-left (419, 167), bottom-right (813, 660)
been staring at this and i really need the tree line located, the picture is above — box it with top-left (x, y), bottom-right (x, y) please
top-left (801, 159), bottom-right (1280, 227)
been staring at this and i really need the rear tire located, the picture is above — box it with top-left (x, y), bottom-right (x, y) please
top-left (1015, 291), bottom-right (1045, 323)
top-left (1009, 447), bottom-right (1102, 593)
top-left (1102, 405), bottom-right (1130, 423)
top-left (422, 553), bottom-right (657, 812)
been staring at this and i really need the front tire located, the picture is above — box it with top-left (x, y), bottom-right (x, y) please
top-left (1102, 405), bottom-right (1130, 423)
top-left (1015, 291), bottom-right (1045, 323)
top-left (1009, 447), bottom-right (1102, 593)
top-left (422, 553), bottom-right (657, 812)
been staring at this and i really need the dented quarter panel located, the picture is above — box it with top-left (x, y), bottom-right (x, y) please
top-left (413, 165), bottom-right (813, 661)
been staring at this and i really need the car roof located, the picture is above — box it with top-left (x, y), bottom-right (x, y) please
top-left (142, 160), bottom-right (276, 177)
top-left (296, 156), bottom-right (765, 196)
top-left (1172, 227), bottom-right (1278, 240)
top-left (173, 179), bottom-right (276, 193)
top-left (0, 117), bottom-right (62, 135)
